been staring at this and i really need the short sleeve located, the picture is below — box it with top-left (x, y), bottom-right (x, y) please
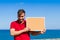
top-left (10, 22), bottom-right (15, 29)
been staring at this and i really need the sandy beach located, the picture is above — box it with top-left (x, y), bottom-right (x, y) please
top-left (31, 38), bottom-right (60, 40)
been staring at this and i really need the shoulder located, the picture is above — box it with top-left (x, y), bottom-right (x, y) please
top-left (10, 21), bottom-right (16, 24)
top-left (10, 21), bottom-right (17, 29)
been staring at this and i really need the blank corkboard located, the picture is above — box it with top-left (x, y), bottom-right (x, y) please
top-left (26, 17), bottom-right (45, 31)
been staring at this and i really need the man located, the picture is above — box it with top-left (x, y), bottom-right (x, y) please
top-left (10, 9), bottom-right (45, 40)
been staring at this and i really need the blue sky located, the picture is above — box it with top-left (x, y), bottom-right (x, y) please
top-left (0, 0), bottom-right (60, 30)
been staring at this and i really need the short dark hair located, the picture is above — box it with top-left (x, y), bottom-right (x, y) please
top-left (17, 9), bottom-right (25, 16)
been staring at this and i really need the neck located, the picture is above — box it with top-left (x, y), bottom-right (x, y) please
top-left (17, 19), bottom-right (24, 24)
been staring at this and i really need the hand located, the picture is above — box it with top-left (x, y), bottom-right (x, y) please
top-left (40, 29), bottom-right (46, 34)
top-left (23, 27), bottom-right (30, 32)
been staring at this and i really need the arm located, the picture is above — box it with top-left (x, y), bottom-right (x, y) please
top-left (30, 29), bottom-right (46, 36)
top-left (10, 27), bottom-right (30, 36)
top-left (10, 29), bottom-right (24, 36)
top-left (30, 31), bottom-right (41, 36)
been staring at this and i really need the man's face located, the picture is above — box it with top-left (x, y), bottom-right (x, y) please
top-left (18, 13), bottom-right (25, 22)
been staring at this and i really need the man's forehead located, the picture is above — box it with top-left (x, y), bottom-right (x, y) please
top-left (20, 13), bottom-right (25, 16)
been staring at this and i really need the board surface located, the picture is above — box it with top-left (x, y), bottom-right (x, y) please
top-left (26, 17), bottom-right (45, 31)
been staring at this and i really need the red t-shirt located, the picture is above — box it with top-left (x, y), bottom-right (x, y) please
top-left (10, 20), bottom-right (30, 40)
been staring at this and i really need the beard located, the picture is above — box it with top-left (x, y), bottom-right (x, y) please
top-left (18, 19), bottom-right (24, 23)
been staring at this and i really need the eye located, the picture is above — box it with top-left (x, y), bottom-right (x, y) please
top-left (20, 16), bottom-right (24, 17)
top-left (21, 16), bottom-right (23, 17)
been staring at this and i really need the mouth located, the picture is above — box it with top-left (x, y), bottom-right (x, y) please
top-left (19, 19), bottom-right (24, 21)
